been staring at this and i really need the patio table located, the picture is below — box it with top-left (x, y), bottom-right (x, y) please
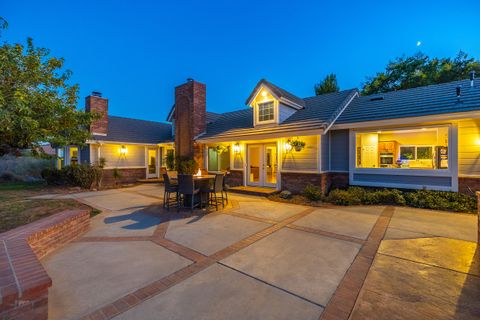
top-left (193, 175), bottom-right (215, 208)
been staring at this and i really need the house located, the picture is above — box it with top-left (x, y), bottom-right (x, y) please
top-left (59, 75), bottom-right (480, 193)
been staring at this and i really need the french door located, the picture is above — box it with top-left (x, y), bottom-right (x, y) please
top-left (247, 143), bottom-right (278, 187)
top-left (147, 148), bottom-right (158, 178)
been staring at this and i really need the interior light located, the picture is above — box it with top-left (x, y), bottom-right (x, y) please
top-left (119, 145), bottom-right (127, 155)
top-left (421, 128), bottom-right (427, 131)
top-left (476, 139), bottom-right (480, 146)
top-left (233, 143), bottom-right (241, 153)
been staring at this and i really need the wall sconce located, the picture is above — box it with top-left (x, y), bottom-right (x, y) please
top-left (284, 142), bottom-right (292, 152)
top-left (233, 143), bottom-right (241, 153)
top-left (119, 145), bottom-right (127, 156)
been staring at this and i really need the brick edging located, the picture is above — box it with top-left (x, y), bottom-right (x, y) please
top-left (0, 209), bottom-right (91, 319)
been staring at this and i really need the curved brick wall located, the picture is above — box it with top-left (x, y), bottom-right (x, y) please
top-left (0, 209), bottom-right (90, 319)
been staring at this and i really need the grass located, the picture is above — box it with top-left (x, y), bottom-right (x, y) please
top-left (0, 182), bottom-right (99, 233)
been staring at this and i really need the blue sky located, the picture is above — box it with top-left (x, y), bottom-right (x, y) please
top-left (2, 0), bottom-right (479, 122)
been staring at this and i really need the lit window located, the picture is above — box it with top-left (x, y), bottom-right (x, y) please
top-left (70, 146), bottom-right (79, 165)
top-left (355, 127), bottom-right (448, 170)
top-left (258, 101), bottom-right (274, 122)
top-left (208, 146), bottom-right (230, 172)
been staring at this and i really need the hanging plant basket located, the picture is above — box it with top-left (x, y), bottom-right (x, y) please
top-left (288, 138), bottom-right (306, 152)
top-left (215, 145), bottom-right (229, 154)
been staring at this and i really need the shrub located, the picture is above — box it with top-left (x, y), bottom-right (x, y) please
top-left (41, 167), bottom-right (65, 185)
top-left (404, 190), bottom-right (476, 213)
top-left (0, 155), bottom-right (52, 182)
top-left (176, 157), bottom-right (198, 174)
top-left (363, 188), bottom-right (406, 205)
top-left (303, 184), bottom-right (323, 201)
top-left (42, 164), bottom-right (98, 189)
top-left (326, 188), bottom-right (362, 205)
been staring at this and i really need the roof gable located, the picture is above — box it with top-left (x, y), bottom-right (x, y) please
top-left (245, 79), bottom-right (305, 109)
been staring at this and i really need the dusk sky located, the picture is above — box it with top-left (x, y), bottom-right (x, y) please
top-left (2, 0), bottom-right (479, 123)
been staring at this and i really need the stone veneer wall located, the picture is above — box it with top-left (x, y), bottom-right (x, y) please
top-left (281, 172), bottom-right (349, 194)
top-left (102, 168), bottom-right (146, 186)
top-left (0, 209), bottom-right (90, 320)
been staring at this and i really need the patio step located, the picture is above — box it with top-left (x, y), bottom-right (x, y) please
top-left (228, 186), bottom-right (278, 197)
top-left (137, 178), bottom-right (163, 184)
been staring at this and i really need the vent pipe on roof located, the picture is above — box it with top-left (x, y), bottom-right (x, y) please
top-left (470, 71), bottom-right (476, 87)
top-left (92, 91), bottom-right (102, 97)
top-left (456, 85), bottom-right (463, 104)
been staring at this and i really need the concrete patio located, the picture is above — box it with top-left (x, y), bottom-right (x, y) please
top-left (38, 184), bottom-right (479, 320)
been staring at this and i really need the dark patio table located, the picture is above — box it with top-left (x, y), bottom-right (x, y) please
top-left (193, 175), bottom-right (215, 208)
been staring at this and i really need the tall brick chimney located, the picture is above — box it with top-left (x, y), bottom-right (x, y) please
top-left (174, 79), bottom-right (206, 162)
top-left (85, 92), bottom-right (108, 135)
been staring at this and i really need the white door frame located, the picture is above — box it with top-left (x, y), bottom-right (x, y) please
top-left (246, 143), bottom-right (278, 188)
top-left (146, 147), bottom-right (158, 178)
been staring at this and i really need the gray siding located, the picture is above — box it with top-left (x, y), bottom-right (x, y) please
top-left (281, 136), bottom-right (318, 171)
top-left (279, 103), bottom-right (297, 123)
top-left (352, 173), bottom-right (452, 188)
top-left (330, 129), bottom-right (349, 171)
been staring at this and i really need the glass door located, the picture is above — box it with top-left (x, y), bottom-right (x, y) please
top-left (247, 145), bottom-right (262, 186)
top-left (264, 144), bottom-right (277, 187)
top-left (247, 144), bottom-right (278, 188)
top-left (147, 148), bottom-right (158, 178)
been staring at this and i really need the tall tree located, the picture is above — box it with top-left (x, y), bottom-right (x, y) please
top-left (0, 18), bottom-right (97, 155)
top-left (362, 51), bottom-right (480, 95)
top-left (314, 73), bottom-right (340, 95)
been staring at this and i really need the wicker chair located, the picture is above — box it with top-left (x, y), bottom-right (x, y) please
top-left (163, 173), bottom-right (178, 211)
top-left (177, 174), bottom-right (201, 212)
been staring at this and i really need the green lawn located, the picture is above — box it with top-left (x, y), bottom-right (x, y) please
top-left (0, 182), bottom-right (98, 233)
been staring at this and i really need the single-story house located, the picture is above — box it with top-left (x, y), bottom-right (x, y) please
top-left (59, 74), bottom-right (480, 193)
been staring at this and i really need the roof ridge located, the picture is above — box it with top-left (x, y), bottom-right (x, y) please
top-left (109, 115), bottom-right (171, 125)
top-left (302, 88), bottom-right (358, 101)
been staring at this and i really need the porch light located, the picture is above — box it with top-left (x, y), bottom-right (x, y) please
top-left (284, 142), bottom-right (292, 152)
top-left (196, 168), bottom-right (202, 176)
top-left (233, 143), bottom-right (241, 153)
top-left (119, 145), bottom-right (127, 156)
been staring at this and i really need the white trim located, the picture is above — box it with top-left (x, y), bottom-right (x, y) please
top-left (196, 128), bottom-right (324, 143)
top-left (92, 132), bottom-right (107, 136)
top-left (280, 170), bottom-right (319, 174)
top-left (87, 140), bottom-right (163, 147)
top-left (349, 124), bottom-right (459, 191)
top-left (278, 97), bottom-right (304, 110)
top-left (254, 99), bottom-right (276, 126)
top-left (323, 91), bottom-right (359, 134)
top-left (317, 134), bottom-right (322, 174)
top-left (333, 110), bottom-right (480, 130)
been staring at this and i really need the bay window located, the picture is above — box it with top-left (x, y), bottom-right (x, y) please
top-left (355, 126), bottom-right (449, 170)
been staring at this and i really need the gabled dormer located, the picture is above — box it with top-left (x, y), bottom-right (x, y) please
top-left (246, 79), bottom-right (305, 127)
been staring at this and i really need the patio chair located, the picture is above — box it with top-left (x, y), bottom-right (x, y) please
top-left (163, 173), bottom-right (178, 211)
top-left (177, 174), bottom-right (201, 212)
top-left (206, 174), bottom-right (225, 211)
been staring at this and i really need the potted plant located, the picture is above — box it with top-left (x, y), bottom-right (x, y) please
top-left (166, 151), bottom-right (175, 171)
top-left (288, 138), bottom-right (306, 152)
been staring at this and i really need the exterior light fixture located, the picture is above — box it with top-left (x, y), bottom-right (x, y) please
top-left (284, 142), bottom-right (292, 152)
top-left (261, 91), bottom-right (268, 98)
top-left (119, 145), bottom-right (127, 156)
top-left (233, 143), bottom-right (241, 153)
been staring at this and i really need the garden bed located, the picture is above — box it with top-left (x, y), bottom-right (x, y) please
top-left (0, 182), bottom-right (99, 233)
top-left (269, 185), bottom-right (477, 214)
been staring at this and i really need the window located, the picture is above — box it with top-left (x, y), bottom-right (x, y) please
top-left (258, 101), bottom-right (274, 122)
top-left (208, 146), bottom-right (230, 172)
top-left (69, 146), bottom-right (79, 165)
top-left (355, 127), bottom-right (449, 170)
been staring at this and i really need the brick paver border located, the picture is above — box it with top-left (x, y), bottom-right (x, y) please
top-left (319, 206), bottom-right (395, 320)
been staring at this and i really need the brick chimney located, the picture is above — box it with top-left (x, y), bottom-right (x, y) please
top-left (174, 79), bottom-right (206, 161)
top-left (85, 91), bottom-right (108, 135)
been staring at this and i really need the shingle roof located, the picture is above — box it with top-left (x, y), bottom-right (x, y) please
top-left (200, 89), bottom-right (357, 140)
top-left (336, 79), bottom-right (480, 124)
top-left (92, 116), bottom-right (173, 144)
top-left (245, 79), bottom-right (306, 108)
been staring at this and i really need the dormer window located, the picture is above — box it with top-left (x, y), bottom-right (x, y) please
top-left (258, 101), bottom-right (274, 122)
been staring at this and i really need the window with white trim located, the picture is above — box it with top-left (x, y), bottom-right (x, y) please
top-left (258, 101), bottom-right (274, 122)
top-left (355, 126), bottom-right (449, 170)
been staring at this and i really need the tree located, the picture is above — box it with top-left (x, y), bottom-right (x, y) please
top-left (0, 18), bottom-right (97, 155)
top-left (362, 51), bottom-right (480, 95)
top-left (314, 73), bottom-right (340, 95)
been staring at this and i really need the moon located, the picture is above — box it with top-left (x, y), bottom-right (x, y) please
top-left (416, 41), bottom-right (422, 47)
